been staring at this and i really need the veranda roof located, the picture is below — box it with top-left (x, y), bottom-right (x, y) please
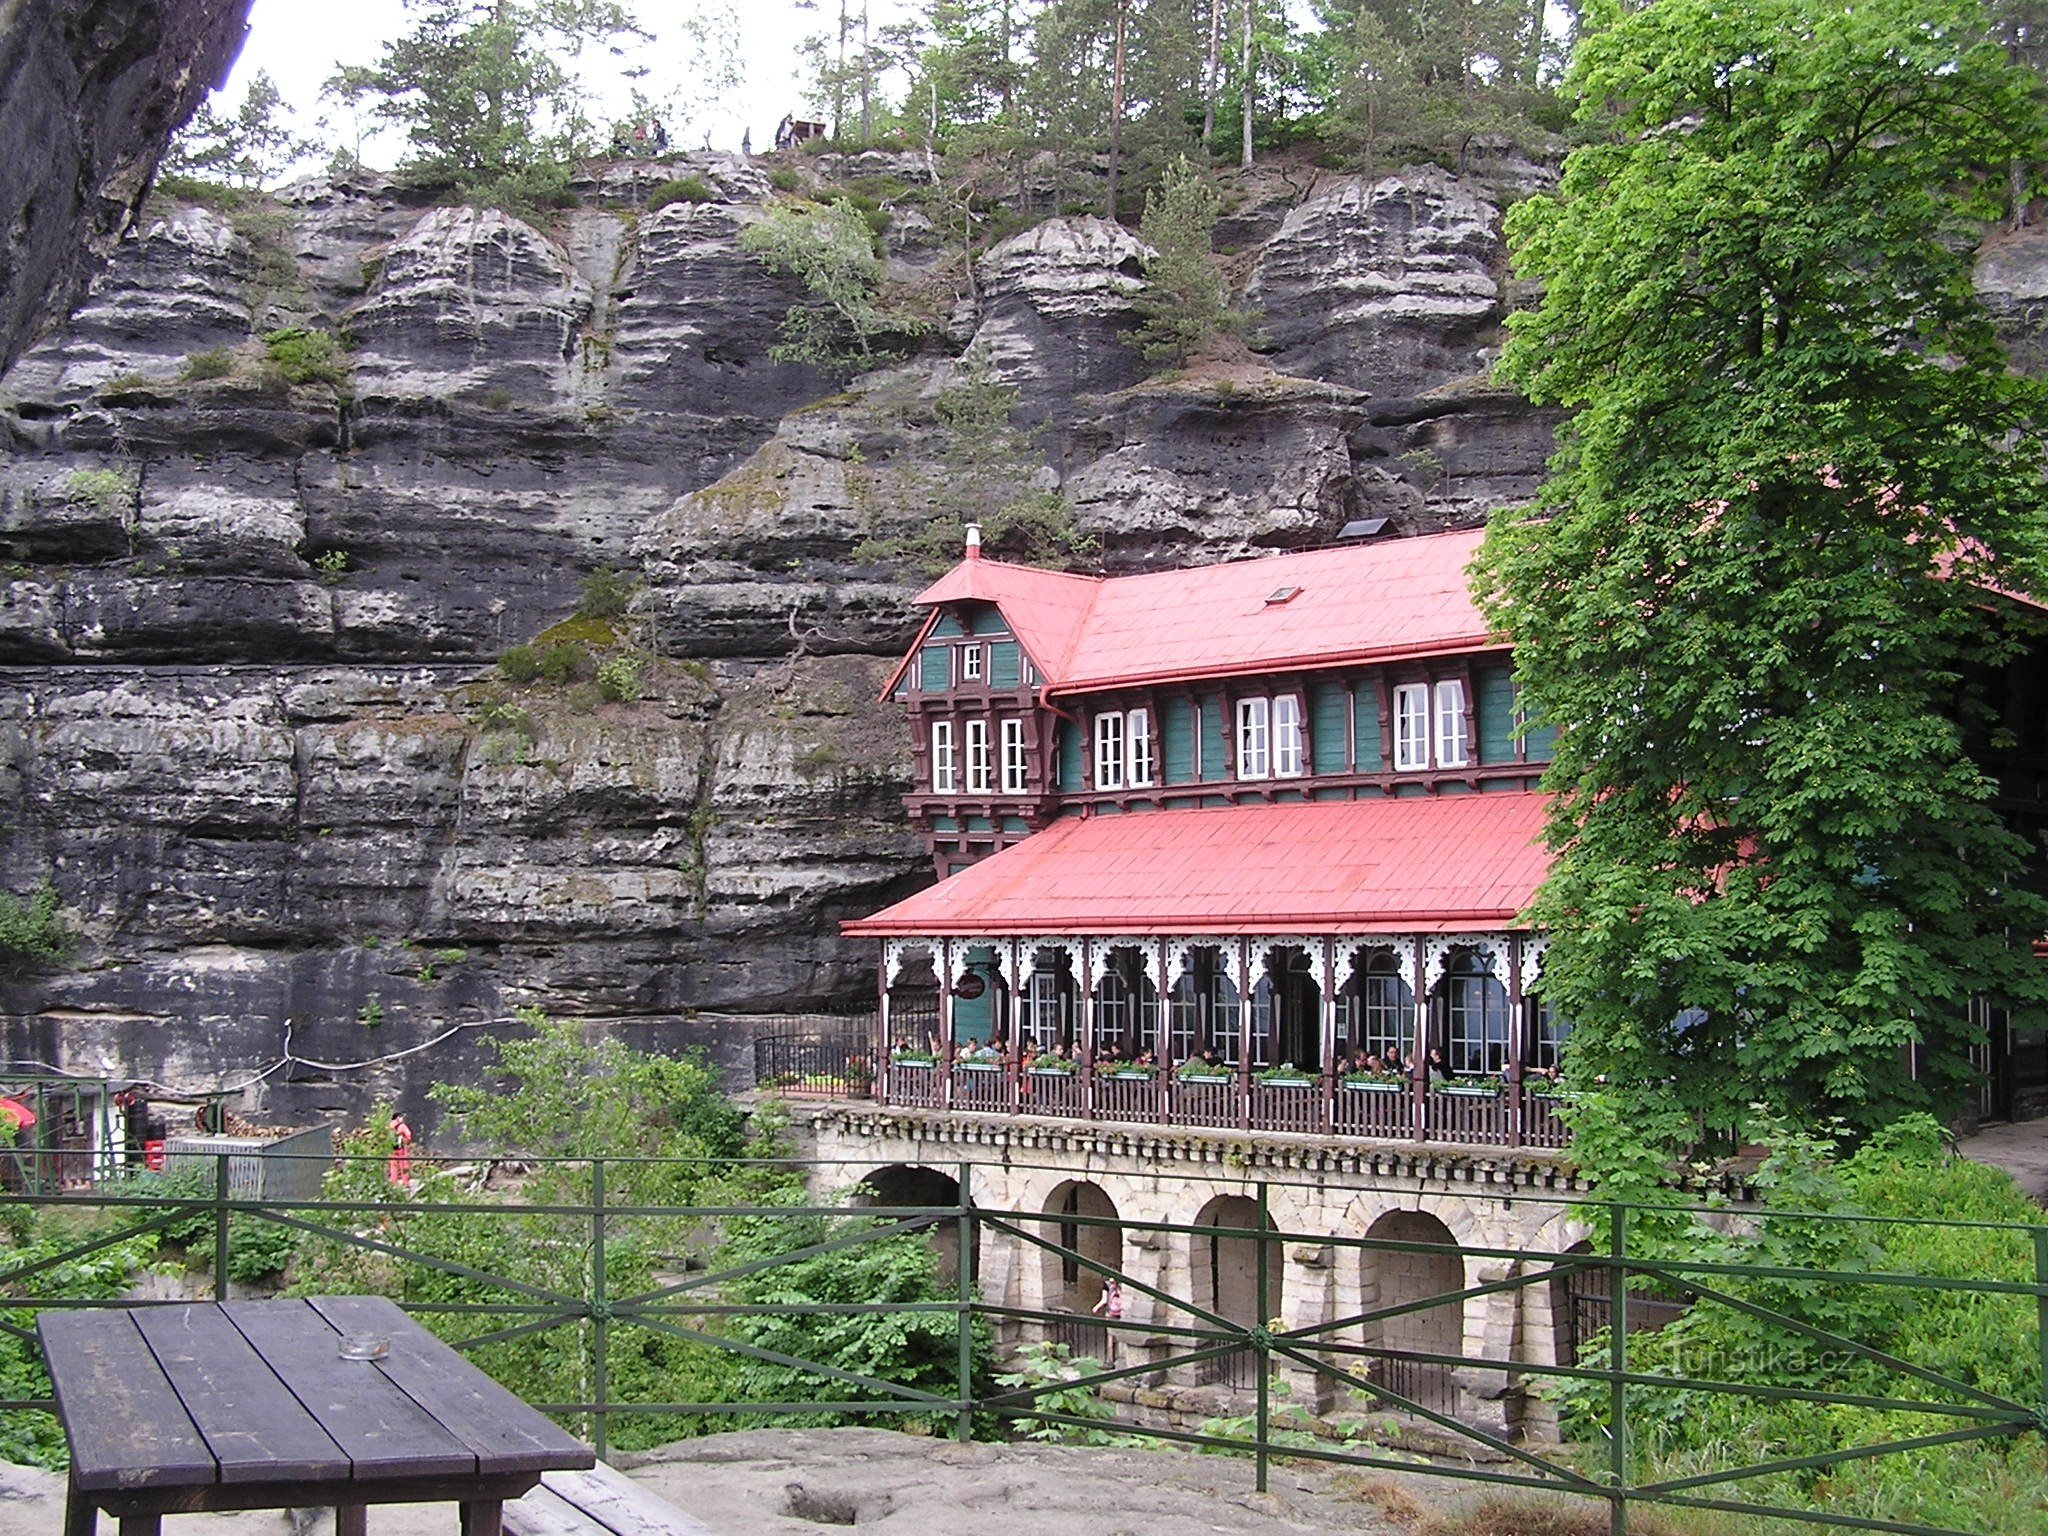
top-left (841, 792), bottom-right (1551, 938)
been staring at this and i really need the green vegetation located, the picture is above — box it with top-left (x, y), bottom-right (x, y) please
top-left (577, 567), bottom-right (635, 620)
top-left (311, 548), bottom-right (350, 583)
top-left (852, 369), bottom-right (1094, 574)
top-left (648, 175), bottom-right (716, 210)
top-left (537, 640), bottom-right (593, 684)
top-left (595, 654), bottom-right (644, 703)
top-left (324, 2), bottom-right (654, 208)
top-left (1556, 1117), bottom-right (2048, 1533)
top-left (162, 70), bottom-right (314, 190)
top-left (0, 886), bottom-right (70, 973)
top-left (181, 348), bottom-right (237, 382)
top-left (498, 644), bottom-right (542, 683)
top-left (62, 469), bottom-right (134, 522)
top-left (262, 327), bottom-right (350, 392)
top-left (740, 200), bottom-right (926, 375)
top-left (766, 166), bottom-right (802, 193)
top-left (1131, 156), bottom-right (1231, 366)
top-left (1474, 0), bottom-right (2048, 1197)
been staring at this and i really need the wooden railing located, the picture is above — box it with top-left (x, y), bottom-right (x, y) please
top-left (842, 1066), bottom-right (1578, 1151)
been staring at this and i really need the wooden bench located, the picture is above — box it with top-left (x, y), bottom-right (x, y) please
top-left (504, 1461), bottom-right (715, 1536)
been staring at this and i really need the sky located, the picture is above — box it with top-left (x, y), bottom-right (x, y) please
top-left (219, 0), bottom-right (901, 172)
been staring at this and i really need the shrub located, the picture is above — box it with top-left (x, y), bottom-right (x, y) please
top-left (767, 166), bottom-right (801, 192)
top-left (311, 548), bottom-right (349, 583)
top-left (577, 568), bottom-right (634, 620)
top-left (595, 654), bottom-right (643, 703)
top-left (0, 886), bottom-right (69, 972)
top-left (498, 644), bottom-right (541, 683)
top-left (649, 175), bottom-right (716, 210)
top-left (181, 348), bottom-right (236, 381)
top-left (261, 327), bottom-right (348, 391)
top-left (536, 642), bottom-right (591, 684)
top-left (63, 468), bottom-right (134, 520)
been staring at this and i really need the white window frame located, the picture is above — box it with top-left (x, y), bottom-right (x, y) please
top-left (959, 645), bottom-right (982, 684)
top-left (931, 720), bottom-right (957, 793)
top-left (1127, 708), bottom-right (1154, 788)
top-left (1273, 694), bottom-right (1304, 777)
top-left (1393, 683), bottom-right (1430, 772)
top-left (1094, 711), bottom-right (1125, 791)
top-left (1000, 718), bottom-right (1027, 793)
top-left (1434, 679), bottom-right (1469, 768)
top-left (966, 718), bottom-right (992, 792)
top-left (1237, 697), bottom-right (1271, 779)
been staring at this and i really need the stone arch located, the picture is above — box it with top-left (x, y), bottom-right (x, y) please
top-left (1361, 1208), bottom-right (1464, 1416)
top-left (860, 1164), bottom-right (973, 1288)
top-left (1040, 1180), bottom-right (1122, 1358)
top-left (1190, 1193), bottom-right (1283, 1387)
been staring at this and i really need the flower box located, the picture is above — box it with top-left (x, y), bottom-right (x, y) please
top-left (1254, 1074), bottom-right (1315, 1088)
top-left (889, 1055), bottom-right (937, 1068)
top-left (1027, 1064), bottom-right (1078, 1077)
top-left (956, 1061), bottom-right (1003, 1072)
top-left (1106, 1069), bottom-right (1156, 1081)
top-left (1436, 1083), bottom-right (1501, 1099)
top-left (1343, 1079), bottom-right (1407, 1093)
top-left (1175, 1072), bottom-right (1232, 1084)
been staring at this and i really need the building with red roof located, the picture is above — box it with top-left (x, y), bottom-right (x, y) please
top-left (842, 524), bottom-right (1571, 1154)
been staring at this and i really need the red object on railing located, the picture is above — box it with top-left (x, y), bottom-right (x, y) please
top-left (143, 1140), bottom-right (165, 1172)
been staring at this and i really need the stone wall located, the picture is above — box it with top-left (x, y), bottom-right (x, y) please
top-left (800, 1102), bottom-right (1595, 1437)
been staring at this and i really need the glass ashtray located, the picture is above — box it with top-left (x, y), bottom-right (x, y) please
top-left (338, 1332), bottom-right (390, 1361)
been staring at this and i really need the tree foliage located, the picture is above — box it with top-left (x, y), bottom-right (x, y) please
top-left (1555, 1116), bottom-right (2048, 1532)
top-left (326, 0), bottom-right (647, 202)
top-left (164, 71), bottom-right (316, 190)
top-left (0, 885), bottom-right (69, 973)
top-left (1131, 155), bottom-right (1231, 364)
top-left (1476, 0), bottom-right (2048, 1189)
top-left (740, 199), bottom-right (927, 373)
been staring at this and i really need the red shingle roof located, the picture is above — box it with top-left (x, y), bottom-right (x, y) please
top-left (902, 528), bottom-right (1495, 698)
top-left (842, 792), bottom-right (1550, 937)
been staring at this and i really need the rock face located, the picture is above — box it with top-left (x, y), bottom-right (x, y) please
top-left (0, 157), bottom-right (1572, 1135)
top-left (1247, 169), bottom-right (1505, 396)
top-left (0, 0), bottom-right (251, 373)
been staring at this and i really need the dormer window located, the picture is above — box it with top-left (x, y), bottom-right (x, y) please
top-left (1236, 695), bottom-right (1303, 780)
top-left (960, 646), bottom-right (983, 684)
top-left (1001, 719), bottom-right (1027, 792)
top-left (932, 721), bottom-right (957, 793)
top-left (1094, 712), bottom-right (1125, 790)
top-left (1128, 708), bottom-right (1155, 788)
top-left (1395, 680), bottom-right (1469, 771)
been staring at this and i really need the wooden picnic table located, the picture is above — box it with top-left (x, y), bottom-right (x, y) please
top-left (38, 1294), bottom-right (596, 1536)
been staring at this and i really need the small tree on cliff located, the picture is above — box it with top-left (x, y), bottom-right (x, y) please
top-left (326, 0), bottom-right (647, 202)
top-left (1131, 156), bottom-right (1232, 366)
top-left (1475, 0), bottom-right (2048, 1198)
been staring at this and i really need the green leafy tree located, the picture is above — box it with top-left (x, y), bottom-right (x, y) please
top-left (1131, 156), bottom-right (1230, 365)
top-left (1476, 0), bottom-right (2048, 1190)
top-left (326, 0), bottom-right (647, 202)
top-left (740, 200), bottom-right (927, 373)
top-left (0, 885), bottom-right (69, 973)
top-left (292, 1022), bottom-right (746, 1450)
top-left (706, 1112), bottom-right (989, 1429)
top-left (164, 71), bottom-right (317, 189)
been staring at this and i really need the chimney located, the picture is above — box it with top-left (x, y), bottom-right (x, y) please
top-left (964, 522), bottom-right (982, 560)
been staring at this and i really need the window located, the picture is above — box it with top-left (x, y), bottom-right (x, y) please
top-left (966, 718), bottom-right (991, 792)
top-left (959, 645), bottom-right (982, 683)
top-left (931, 721), bottom-right (957, 793)
top-left (1127, 708), bottom-right (1154, 787)
top-left (1168, 954), bottom-right (1240, 1063)
top-left (1529, 999), bottom-right (1571, 1070)
top-left (1393, 683), bottom-right (1430, 771)
top-left (1000, 718), bottom-right (1027, 793)
top-left (1393, 679), bottom-right (1470, 771)
top-left (1339, 952), bottom-right (1414, 1059)
top-left (1434, 679), bottom-right (1469, 768)
top-left (1094, 711), bottom-right (1125, 790)
top-left (1023, 962), bottom-right (1068, 1051)
top-left (1273, 694), bottom-right (1304, 777)
top-left (1237, 697), bottom-right (1271, 778)
top-left (1444, 952), bottom-right (1510, 1075)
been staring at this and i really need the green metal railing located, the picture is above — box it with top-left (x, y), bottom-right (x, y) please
top-left (0, 1153), bottom-right (2041, 1536)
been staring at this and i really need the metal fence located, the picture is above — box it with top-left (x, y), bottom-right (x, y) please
top-left (0, 1153), bottom-right (2041, 1536)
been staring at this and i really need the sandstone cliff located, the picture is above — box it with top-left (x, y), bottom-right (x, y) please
top-left (0, 152), bottom-right (1598, 1130)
